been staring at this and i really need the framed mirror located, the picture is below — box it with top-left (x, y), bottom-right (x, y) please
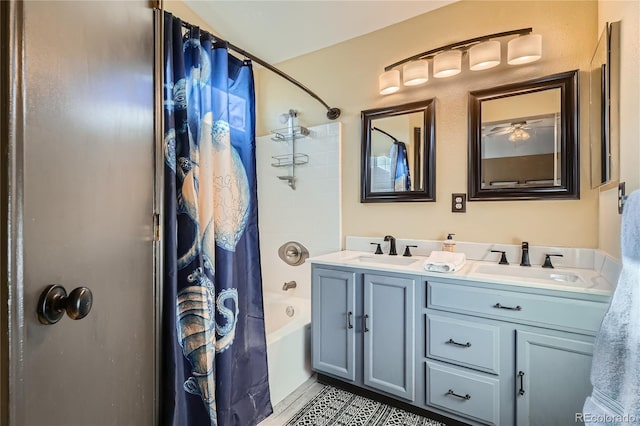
top-left (589, 21), bottom-right (620, 189)
top-left (361, 99), bottom-right (435, 202)
top-left (468, 70), bottom-right (579, 200)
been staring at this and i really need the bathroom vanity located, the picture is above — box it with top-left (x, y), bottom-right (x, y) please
top-left (310, 248), bottom-right (613, 425)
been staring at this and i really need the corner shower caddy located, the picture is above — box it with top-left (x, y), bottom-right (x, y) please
top-left (270, 110), bottom-right (309, 190)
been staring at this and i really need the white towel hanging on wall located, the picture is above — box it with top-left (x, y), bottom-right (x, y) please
top-left (583, 189), bottom-right (640, 424)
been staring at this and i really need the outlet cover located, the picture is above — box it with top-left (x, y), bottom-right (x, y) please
top-left (452, 193), bottom-right (466, 213)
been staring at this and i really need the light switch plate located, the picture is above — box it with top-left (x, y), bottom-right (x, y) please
top-left (452, 193), bottom-right (466, 213)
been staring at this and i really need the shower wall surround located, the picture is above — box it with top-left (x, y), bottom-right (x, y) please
top-left (256, 122), bottom-right (342, 298)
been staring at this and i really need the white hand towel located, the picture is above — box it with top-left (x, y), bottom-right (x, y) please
top-left (423, 251), bottom-right (466, 273)
top-left (583, 189), bottom-right (640, 423)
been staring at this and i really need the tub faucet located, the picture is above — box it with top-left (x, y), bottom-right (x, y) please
top-left (520, 242), bottom-right (531, 267)
top-left (384, 235), bottom-right (397, 256)
top-left (282, 280), bottom-right (297, 291)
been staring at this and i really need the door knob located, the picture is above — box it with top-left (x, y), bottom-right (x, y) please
top-left (37, 285), bottom-right (93, 325)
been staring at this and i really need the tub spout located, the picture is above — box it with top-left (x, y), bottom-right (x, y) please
top-left (282, 281), bottom-right (297, 291)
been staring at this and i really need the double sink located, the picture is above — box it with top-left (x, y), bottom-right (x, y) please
top-left (352, 254), bottom-right (586, 285)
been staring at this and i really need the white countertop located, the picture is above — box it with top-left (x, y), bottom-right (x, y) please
top-left (310, 250), bottom-right (614, 297)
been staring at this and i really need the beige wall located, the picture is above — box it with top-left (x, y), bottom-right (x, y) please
top-left (597, 0), bottom-right (640, 260)
top-left (256, 1), bottom-right (599, 247)
top-left (164, 0), bottom-right (621, 250)
top-left (164, 0), bottom-right (217, 34)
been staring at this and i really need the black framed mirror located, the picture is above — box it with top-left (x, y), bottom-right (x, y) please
top-left (361, 99), bottom-right (435, 202)
top-left (468, 70), bottom-right (579, 201)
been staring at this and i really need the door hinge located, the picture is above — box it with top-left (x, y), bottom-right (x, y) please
top-left (153, 213), bottom-right (161, 241)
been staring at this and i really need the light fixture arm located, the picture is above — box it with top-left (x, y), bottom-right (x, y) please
top-left (384, 27), bottom-right (533, 72)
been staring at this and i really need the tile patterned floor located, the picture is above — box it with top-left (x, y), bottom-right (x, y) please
top-left (260, 376), bottom-right (325, 426)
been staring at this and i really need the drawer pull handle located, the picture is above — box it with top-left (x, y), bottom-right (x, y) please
top-left (347, 311), bottom-right (353, 329)
top-left (493, 303), bottom-right (522, 311)
top-left (518, 371), bottom-right (525, 396)
top-left (446, 338), bottom-right (471, 348)
top-left (363, 314), bottom-right (369, 332)
top-left (446, 389), bottom-right (471, 400)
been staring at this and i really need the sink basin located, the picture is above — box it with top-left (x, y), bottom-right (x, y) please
top-left (473, 264), bottom-right (584, 284)
top-left (355, 255), bottom-right (420, 266)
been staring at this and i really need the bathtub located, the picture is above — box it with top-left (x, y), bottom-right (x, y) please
top-left (263, 292), bottom-right (312, 406)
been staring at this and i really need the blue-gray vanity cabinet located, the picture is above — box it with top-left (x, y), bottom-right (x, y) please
top-left (515, 330), bottom-right (594, 426)
top-left (426, 278), bottom-right (609, 426)
top-left (311, 267), bottom-right (357, 381)
top-left (363, 273), bottom-right (415, 400)
top-left (311, 266), bottom-right (417, 402)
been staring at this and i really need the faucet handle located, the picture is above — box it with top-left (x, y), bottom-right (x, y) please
top-left (490, 250), bottom-right (509, 265)
top-left (542, 253), bottom-right (563, 268)
top-left (370, 242), bottom-right (383, 255)
top-left (403, 245), bottom-right (418, 257)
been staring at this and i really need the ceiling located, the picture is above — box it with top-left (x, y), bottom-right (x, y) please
top-left (184, 1), bottom-right (458, 64)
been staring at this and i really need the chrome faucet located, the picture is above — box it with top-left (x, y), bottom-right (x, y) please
top-left (384, 235), bottom-right (397, 256)
top-left (282, 280), bottom-right (297, 291)
top-left (520, 242), bottom-right (531, 267)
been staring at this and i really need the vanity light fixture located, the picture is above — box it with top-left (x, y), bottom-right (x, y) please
top-left (379, 28), bottom-right (541, 95)
top-left (433, 50), bottom-right (462, 78)
top-left (379, 69), bottom-right (401, 95)
top-left (403, 60), bottom-right (429, 86)
top-left (507, 33), bottom-right (542, 65)
top-left (469, 40), bottom-right (501, 71)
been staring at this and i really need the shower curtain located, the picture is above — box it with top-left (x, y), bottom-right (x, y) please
top-left (394, 142), bottom-right (411, 191)
top-left (390, 142), bottom-right (411, 191)
top-left (162, 13), bottom-right (272, 426)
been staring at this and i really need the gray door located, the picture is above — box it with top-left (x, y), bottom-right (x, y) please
top-left (515, 330), bottom-right (594, 426)
top-left (311, 267), bottom-right (356, 381)
top-left (5, 1), bottom-right (156, 425)
top-left (363, 273), bottom-right (415, 401)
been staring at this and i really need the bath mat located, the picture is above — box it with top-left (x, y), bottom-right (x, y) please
top-left (285, 384), bottom-right (446, 426)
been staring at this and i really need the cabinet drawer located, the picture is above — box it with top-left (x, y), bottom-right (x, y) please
top-left (428, 281), bottom-right (608, 334)
top-left (426, 361), bottom-right (499, 425)
top-left (426, 312), bottom-right (500, 374)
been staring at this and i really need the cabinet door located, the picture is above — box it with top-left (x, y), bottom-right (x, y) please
top-left (312, 268), bottom-right (357, 381)
top-left (363, 273), bottom-right (416, 401)
top-left (516, 330), bottom-right (594, 426)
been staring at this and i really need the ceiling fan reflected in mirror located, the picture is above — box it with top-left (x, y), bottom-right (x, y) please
top-left (485, 120), bottom-right (542, 141)
top-left (486, 118), bottom-right (561, 142)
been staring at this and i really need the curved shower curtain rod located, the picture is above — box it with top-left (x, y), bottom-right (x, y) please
top-left (177, 19), bottom-right (341, 120)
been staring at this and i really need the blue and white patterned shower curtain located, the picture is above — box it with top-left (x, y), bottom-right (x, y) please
top-left (390, 142), bottom-right (411, 191)
top-left (162, 12), bottom-right (272, 426)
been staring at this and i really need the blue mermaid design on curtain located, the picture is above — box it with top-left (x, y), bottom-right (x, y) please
top-left (162, 13), bottom-right (272, 426)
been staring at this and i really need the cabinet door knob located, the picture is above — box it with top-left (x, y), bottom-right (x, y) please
top-left (363, 314), bottom-right (369, 333)
top-left (347, 311), bottom-right (353, 329)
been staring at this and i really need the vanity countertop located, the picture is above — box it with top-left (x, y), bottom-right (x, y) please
top-left (310, 250), bottom-right (614, 297)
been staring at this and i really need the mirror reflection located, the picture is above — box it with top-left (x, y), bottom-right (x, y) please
top-left (369, 112), bottom-right (423, 192)
top-left (361, 99), bottom-right (435, 202)
top-left (589, 21), bottom-right (620, 189)
top-left (468, 70), bottom-right (579, 200)
top-left (480, 89), bottom-right (561, 189)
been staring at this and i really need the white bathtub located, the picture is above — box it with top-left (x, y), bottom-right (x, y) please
top-left (263, 292), bottom-right (312, 406)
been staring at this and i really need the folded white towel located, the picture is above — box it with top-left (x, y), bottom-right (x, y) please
top-left (423, 251), bottom-right (466, 273)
